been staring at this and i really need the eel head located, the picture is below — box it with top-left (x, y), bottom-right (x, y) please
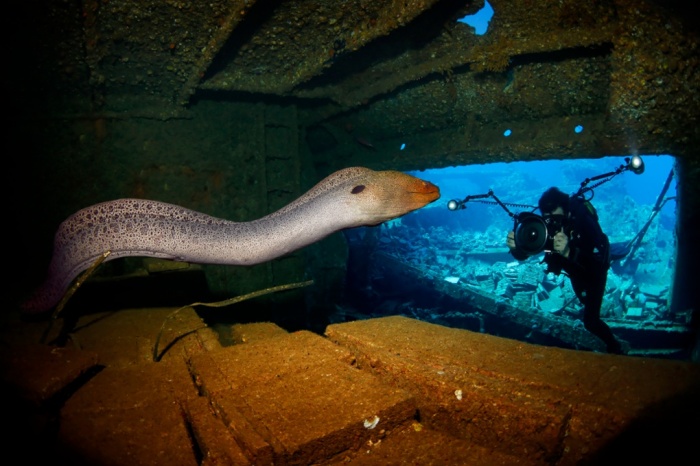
top-left (344, 169), bottom-right (440, 226)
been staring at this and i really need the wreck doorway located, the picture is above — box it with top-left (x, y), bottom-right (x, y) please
top-left (342, 155), bottom-right (693, 358)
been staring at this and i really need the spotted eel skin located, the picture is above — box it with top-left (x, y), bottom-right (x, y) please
top-left (22, 167), bottom-right (440, 313)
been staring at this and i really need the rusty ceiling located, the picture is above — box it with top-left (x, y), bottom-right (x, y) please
top-left (16, 0), bottom-right (698, 156)
top-left (22, 0), bottom-right (485, 114)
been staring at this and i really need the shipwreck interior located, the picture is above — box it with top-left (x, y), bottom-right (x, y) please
top-left (3, 0), bottom-right (700, 464)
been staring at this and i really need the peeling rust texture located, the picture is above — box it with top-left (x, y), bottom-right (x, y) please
top-left (31, 0), bottom-right (253, 115)
top-left (198, 0), bottom-right (620, 105)
top-left (17, 0), bottom-right (699, 156)
top-left (199, 0), bottom-right (451, 95)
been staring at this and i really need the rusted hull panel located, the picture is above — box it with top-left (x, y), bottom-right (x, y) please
top-left (199, 0), bottom-right (459, 95)
top-left (294, 0), bottom-right (618, 106)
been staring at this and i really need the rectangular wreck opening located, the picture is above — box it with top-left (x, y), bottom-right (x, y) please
top-left (342, 155), bottom-right (690, 359)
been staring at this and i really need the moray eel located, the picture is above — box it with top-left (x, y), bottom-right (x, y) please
top-left (22, 167), bottom-right (440, 314)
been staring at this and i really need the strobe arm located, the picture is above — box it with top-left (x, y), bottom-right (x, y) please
top-left (574, 155), bottom-right (645, 197)
top-left (447, 190), bottom-right (516, 219)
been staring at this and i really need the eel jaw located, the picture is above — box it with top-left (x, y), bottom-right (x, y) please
top-left (406, 178), bottom-right (440, 209)
top-left (389, 169), bottom-right (441, 210)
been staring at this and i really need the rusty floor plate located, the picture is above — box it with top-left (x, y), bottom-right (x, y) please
top-left (1, 309), bottom-right (699, 465)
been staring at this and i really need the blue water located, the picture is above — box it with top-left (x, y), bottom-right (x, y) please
top-left (410, 155), bottom-right (677, 230)
top-left (458, 1), bottom-right (494, 36)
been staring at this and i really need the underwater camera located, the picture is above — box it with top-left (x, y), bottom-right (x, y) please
top-left (446, 190), bottom-right (556, 256)
top-left (511, 212), bottom-right (566, 257)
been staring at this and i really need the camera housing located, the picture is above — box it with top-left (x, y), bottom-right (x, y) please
top-left (513, 212), bottom-right (553, 257)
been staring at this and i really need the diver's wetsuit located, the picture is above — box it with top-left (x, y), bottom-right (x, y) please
top-left (513, 197), bottom-right (623, 354)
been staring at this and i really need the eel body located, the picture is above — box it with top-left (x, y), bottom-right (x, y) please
top-left (22, 167), bottom-right (439, 313)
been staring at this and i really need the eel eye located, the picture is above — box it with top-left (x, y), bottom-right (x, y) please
top-left (351, 185), bottom-right (365, 194)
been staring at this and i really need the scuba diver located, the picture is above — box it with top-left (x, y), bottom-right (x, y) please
top-left (506, 187), bottom-right (626, 354)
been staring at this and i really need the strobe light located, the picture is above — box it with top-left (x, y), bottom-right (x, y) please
top-left (627, 155), bottom-right (645, 175)
top-left (447, 199), bottom-right (462, 211)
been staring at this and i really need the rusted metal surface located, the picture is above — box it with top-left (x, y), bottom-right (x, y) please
top-left (18, 1), bottom-right (698, 156)
top-left (81, 0), bottom-right (252, 113)
top-left (4, 310), bottom-right (698, 464)
top-left (200, 0), bottom-right (456, 96)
